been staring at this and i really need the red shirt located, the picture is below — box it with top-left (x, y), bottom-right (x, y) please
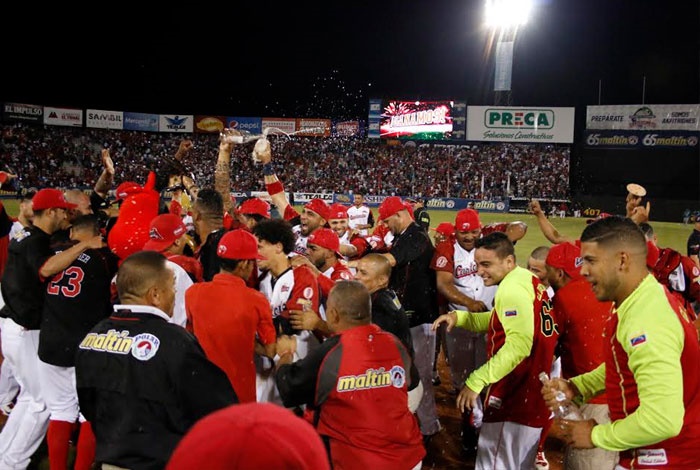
top-left (165, 253), bottom-right (204, 283)
top-left (185, 273), bottom-right (276, 403)
top-left (554, 278), bottom-right (612, 404)
top-left (317, 261), bottom-right (354, 298)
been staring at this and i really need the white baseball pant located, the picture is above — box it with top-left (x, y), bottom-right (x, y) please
top-left (0, 319), bottom-right (50, 470)
top-left (475, 421), bottom-right (541, 470)
top-left (410, 323), bottom-right (441, 436)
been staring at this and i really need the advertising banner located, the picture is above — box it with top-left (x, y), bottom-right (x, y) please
top-left (44, 107), bottom-right (83, 127)
top-left (159, 115), bottom-right (194, 133)
top-left (584, 129), bottom-right (699, 149)
top-left (368, 99), bottom-right (382, 139)
top-left (124, 112), bottom-right (159, 132)
top-left (194, 115), bottom-right (226, 134)
top-left (335, 194), bottom-right (509, 212)
top-left (334, 120), bottom-right (360, 136)
top-left (467, 106), bottom-right (575, 143)
top-left (296, 118), bottom-right (331, 137)
top-left (3, 102), bottom-right (43, 123)
top-left (293, 192), bottom-right (334, 204)
top-left (227, 116), bottom-right (262, 135)
top-left (586, 104), bottom-right (700, 131)
top-left (262, 118), bottom-right (296, 135)
top-left (86, 109), bottom-right (124, 130)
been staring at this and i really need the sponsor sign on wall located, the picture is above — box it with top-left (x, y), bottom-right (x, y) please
top-left (467, 106), bottom-right (575, 143)
top-left (368, 99), bottom-right (382, 139)
top-left (194, 116), bottom-right (226, 134)
top-left (335, 194), bottom-right (509, 212)
top-left (262, 118), bottom-right (296, 135)
top-left (584, 130), bottom-right (699, 149)
top-left (124, 112), bottom-right (159, 132)
top-left (227, 117), bottom-right (262, 135)
top-left (334, 120), bottom-right (360, 136)
top-left (86, 109), bottom-right (124, 130)
top-left (293, 193), bottom-right (334, 204)
top-left (3, 102), bottom-right (43, 123)
top-left (586, 104), bottom-right (700, 131)
top-left (44, 107), bottom-right (83, 127)
top-left (159, 115), bottom-right (194, 133)
top-left (296, 119), bottom-right (331, 137)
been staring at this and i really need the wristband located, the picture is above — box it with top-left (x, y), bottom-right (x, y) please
top-left (266, 181), bottom-right (284, 196)
top-left (263, 163), bottom-right (275, 175)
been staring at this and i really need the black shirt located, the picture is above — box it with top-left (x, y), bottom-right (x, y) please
top-left (389, 223), bottom-right (438, 327)
top-left (687, 229), bottom-right (700, 258)
top-left (76, 307), bottom-right (237, 470)
top-left (371, 288), bottom-right (413, 353)
top-left (0, 226), bottom-right (54, 329)
top-left (39, 246), bottom-right (119, 367)
top-left (197, 229), bottom-right (227, 282)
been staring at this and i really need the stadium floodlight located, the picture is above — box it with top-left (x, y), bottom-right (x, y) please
top-left (484, 0), bottom-right (533, 29)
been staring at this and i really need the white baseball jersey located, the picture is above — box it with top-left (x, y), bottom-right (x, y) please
top-left (257, 266), bottom-right (320, 404)
top-left (347, 204), bottom-right (372, 236)
top-left (9, 221), bottom-right (25, 241)
top-left (433, 240), bottom-right (497, 311)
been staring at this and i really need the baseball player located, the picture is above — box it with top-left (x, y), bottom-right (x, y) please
top-left (346, 193), bottom-right (374, 236)
top-left (144, 213), bottom-right (203, 283)
top-left (185, 229), bottom-right (276, 403)
top-left (0, 189), bottom-right (103, 470)
top-left (251, 219), bottom-right (321, 404)
top-left (254, 137), bottom-right (331, 256)
top-left (37, 214), bottom-right (119, 470)
top-left (433, 232), bottom-right (558, 470)
top-left (543, 216), bottom-right (700, 469)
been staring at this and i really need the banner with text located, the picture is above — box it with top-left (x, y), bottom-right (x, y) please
top-left (334, 194), bottom-right (509, 212)
top-left (262, 118), bottom-right (296, 135)
top-left (159, 115), bottom-right (194, 133)
top-left (296, 118), bottom-right (331, 137)
top-left (86, 109), bottom-right (124, 130)
top-left (227, 117), bottom-right (262, 135)
top-left (124, 112), bottom-right (159, 132)
top-left (3, 102), bottom-right (43, 123)
top-left (44, 107), bottom-right (83, 127)
top-left (586, 104), bottom-right (700, 130)
top-left (194, 116), bottom-right (226, 134)
top-left (467, 106), bottom-right (575, 143)
top-left (584, 130), bottom-right (699, 149)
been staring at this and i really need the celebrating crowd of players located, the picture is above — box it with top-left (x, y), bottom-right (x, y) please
top-left (0, 130), bottom-right (698, 470)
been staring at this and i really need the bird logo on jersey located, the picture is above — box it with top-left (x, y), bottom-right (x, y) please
top-left (131, 333), bottom-right (160, 361)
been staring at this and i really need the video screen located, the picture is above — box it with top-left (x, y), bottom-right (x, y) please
top-left (380, 100), bottom-right (454, 140)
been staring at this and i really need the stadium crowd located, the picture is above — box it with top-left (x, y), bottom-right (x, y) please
top-left (0, 123), bottom-right (570, 200)
top-left (0, 125), bottom-right (698, 470)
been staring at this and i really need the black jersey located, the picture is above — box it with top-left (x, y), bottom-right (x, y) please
top-left (0, 226), bottom-right (54, 329)
top-left (197, 228), bottom-right (226, 282)
top-left (76, 306), bottom-right (237, 470)
top-left (39, 246), bottom-right (119, 367)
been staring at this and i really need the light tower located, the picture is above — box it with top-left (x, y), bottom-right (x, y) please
top-left (484, 0), bottom-right (533, 105)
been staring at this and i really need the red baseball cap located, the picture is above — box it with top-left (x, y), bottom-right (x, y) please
top-left (546, 242), bottom-right (583, 280)
top-left (304, 198), bottom-right (331, 220)
top-left (217, 229), bottom-right (264, 260)
top-left (432, 222), bottom-right (455, 238)
top-left (32, 189), bottom-right (78, 211)
top-left (237, 198), bottom-right (271, 218)
top-left (646, 240), bottom-right (660, 269)
top-left (143, 214), bottom-right (187, 252)
top-left (328, 203), bottom-right (349, 220)
top-left (166, 403), bottom-right (331, 470)
top-left (586, 212), bottom-right (613, 225)
top-left (307, 228), bottom-right (342, 257)
top-left (455, 209), bottom-right (481, 232)
top-left (378, 196), bottom-right (408, 221)
top-left (115, 181), bottom-right (143, 201)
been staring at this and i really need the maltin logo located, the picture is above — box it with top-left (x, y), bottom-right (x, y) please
top-left (485, 109), bottom-right (555, 129)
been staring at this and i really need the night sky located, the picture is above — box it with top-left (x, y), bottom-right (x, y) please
top-left (3, 0), bottom-right (698, 119)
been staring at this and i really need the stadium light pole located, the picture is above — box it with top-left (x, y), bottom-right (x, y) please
top-left (484, 0), bottom-right (533, 106)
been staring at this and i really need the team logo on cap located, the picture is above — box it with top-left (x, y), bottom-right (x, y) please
top-left (574, 257), bottom-right (583, 268)
top-left (150, 227), bottom-right (165, 241)
top-left (218, 245), bottom-right (227, 255)
top-left (131, 333), bottom-right (160, 361)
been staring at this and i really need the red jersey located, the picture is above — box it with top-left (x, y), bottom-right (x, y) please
top-left (554, 278), bottom-right (612, 404)
top-left (317, 261), bottom-right (354, 299)
top-left (165, 253), bottom-right (204, 283)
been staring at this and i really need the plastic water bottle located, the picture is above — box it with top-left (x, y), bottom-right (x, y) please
top-left (538, 372), bottom-right (583, 420)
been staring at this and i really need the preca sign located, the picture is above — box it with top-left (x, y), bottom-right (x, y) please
top-left (467, 106), bottom-right (574, 143)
